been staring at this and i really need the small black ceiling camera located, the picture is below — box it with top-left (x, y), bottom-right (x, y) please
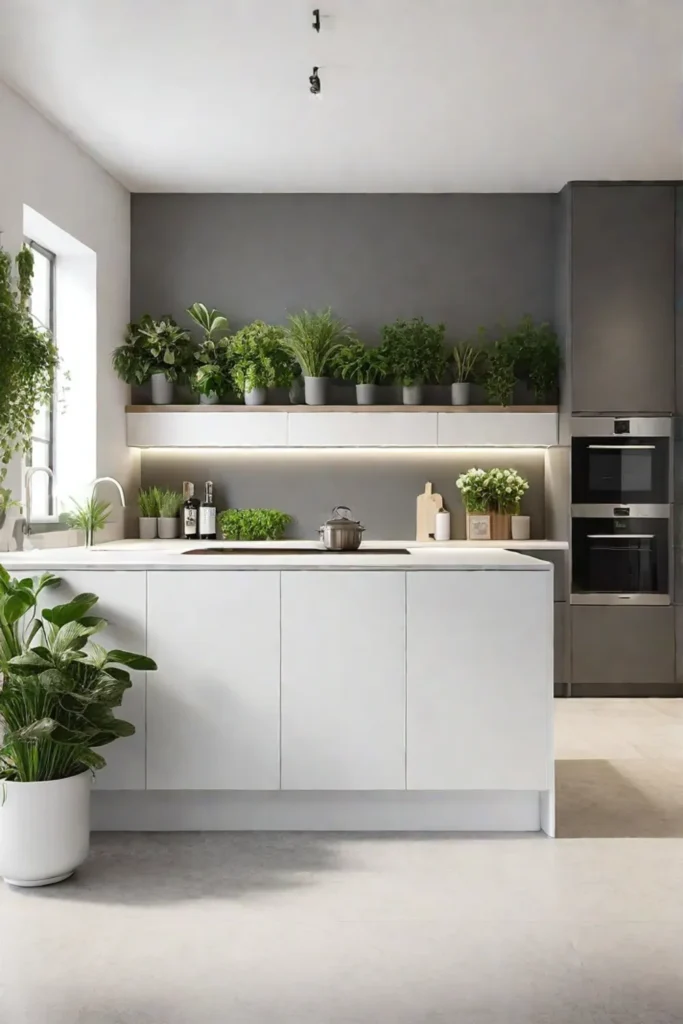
top-left (309, 66), bottom-right (321, 94)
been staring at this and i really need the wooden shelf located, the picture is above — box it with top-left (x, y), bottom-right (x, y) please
top-left (127, 404), bottom-right (558, 414)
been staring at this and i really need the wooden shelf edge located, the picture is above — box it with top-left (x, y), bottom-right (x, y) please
top-left (126, 405), bottom-right (559, 414)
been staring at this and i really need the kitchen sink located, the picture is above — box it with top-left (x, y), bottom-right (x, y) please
top-left (182, 547), bottom-right (411, 556)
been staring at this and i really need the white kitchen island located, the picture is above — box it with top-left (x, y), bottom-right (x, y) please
top-left (0, 541), bottom-right (555, 835)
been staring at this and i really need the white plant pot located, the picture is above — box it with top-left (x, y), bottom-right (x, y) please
top-left (199, 392), bottom-right (219, 406)
top-left (151, 373), bottom-right (173, 405)
top-left (0, 771), bottom-right (91, 887)
top-left (403, 384), bottom-right (423, 405)
top-left (244, 386), bottom-right (267, 406)
top-left (511, 515), bottom-right (531, 541)
top-left (304, 376), bottom-right (328, 406)
top-left (356, 383), bottom-right (377, 405)
top-left (158, 517), bottom-right (179, 539)
top-left (139, 516), bottom-right (157, 540)
top-left (451, 382), bottom-right (470, 406)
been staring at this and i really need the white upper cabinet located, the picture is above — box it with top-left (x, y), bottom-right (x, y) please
top-left (127, 411), bottom-right (287, 447)
top-left (437, 412), bottom-right (558, 447)
top-left (287, 412), bottom-right (438, 447)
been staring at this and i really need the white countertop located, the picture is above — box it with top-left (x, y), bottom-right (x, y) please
top-left (0, 538), bottom-right (557, 571)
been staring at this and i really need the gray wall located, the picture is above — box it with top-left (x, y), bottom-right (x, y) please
top-left (140, 450), bottom-right (546, 540)
top-left (132, 193), bottom-right (557, 537)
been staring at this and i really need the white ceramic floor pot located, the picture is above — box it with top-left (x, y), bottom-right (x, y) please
top-left (244, 386), bottom-right (267, 406)
top-left (0, 771), bottom-right (91, 887)
top-left (451, 382), bottom-right (470, 405)
top-left (511, 515), bottom-right (531, 541)
top-left (304, 376), bottom-right (328, 405)
top-left (403, 384), bottom-right (423, 405)
top-left (151, 373), bottom-right (173, 405)
top-left (356, 383), bottom-right (376, 405)
top-left (158, 517), bottom-right (179, 539)
top-left (139, 516), bottom-right (157, 540)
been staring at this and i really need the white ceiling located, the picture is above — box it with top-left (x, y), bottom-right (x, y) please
top-left (0, 0), bottom-right (681, 192)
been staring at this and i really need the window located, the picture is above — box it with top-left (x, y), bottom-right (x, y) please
top-left (26, 240), bottom-right (56, 518)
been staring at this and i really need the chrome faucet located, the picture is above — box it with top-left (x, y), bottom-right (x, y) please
top-left (23, 466), bottom-right (56, 536)
top-left (89, 477), bottom-right (126, 547)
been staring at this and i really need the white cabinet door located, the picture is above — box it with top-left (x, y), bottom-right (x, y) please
top-left (281, 572), bottom-right (406, 790)
top-left (406, 571), bottom-right (552, 790)
top-left (38, 571), bottom-right (148, 791)
top-left (146, 571), bottom-right (280, 790)
top-left (127, 411), bottom-right (288, 447)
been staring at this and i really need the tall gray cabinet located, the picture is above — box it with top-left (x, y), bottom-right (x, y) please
top-left (567, 183), bottom-right (675, 415)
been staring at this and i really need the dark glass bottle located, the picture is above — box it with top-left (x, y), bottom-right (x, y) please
top-left (181, 481), bottom-right (200, 540)
top-left (199, 480), bottom-right (217, 540)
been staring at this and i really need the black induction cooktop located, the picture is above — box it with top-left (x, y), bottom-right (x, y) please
top-left (183, 547), bottom-right (411, 556)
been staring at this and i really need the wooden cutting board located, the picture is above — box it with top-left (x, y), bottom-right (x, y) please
top-left (416, 482), bottom-right (443, 541)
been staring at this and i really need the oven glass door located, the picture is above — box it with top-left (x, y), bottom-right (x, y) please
top-left (572, 518), bottom-right (669, 598)
top-left (571, 437), bottom-right (670, 505)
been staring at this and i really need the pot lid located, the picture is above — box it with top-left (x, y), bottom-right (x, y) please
top-left (324, 505), bottom-right (363, 527)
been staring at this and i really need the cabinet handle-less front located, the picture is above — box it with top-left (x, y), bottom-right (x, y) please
top-left (586, 534), bottom-right (655, 539)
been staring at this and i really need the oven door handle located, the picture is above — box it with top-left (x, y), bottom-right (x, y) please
top-left (586, 444), bottom-right (656, 450)
top-left (586, 534), bottom-right (655, 539)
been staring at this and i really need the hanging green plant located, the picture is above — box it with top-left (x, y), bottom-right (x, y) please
top-left (0, 244), bottom-right (59, 483)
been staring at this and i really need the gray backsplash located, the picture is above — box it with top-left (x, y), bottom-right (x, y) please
top-left (141, 450), bottom-right (546, 540)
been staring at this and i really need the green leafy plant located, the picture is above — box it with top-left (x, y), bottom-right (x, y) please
top-left (112, 315), bottom-right (193, 385)
top-left (0, 245), bottom-right (59, 484)
top-left (481, 339), bottom-right (517, 406)
top-left (62, 497), bottom-right (111, 546)
top-left (333, 341), bottom-right (387, 385)
top-left (218, 509), bottom-right (292, 541)
top-left (455, 468), bottom-right (492, 514)
top-left (283, 309), bottom-right (351, 378)
top-left (187, 303), bottom-right (229, 344)
top-left (451, 343), bottom-right (481, 384)
top-left (381, 317), bottom-right (446, 387)
top-left (0, 567), bottom-right (157, 782)
top-left (0, 488), bottom-right (20, 516)
top-left (191, 363), bottom-right (226, 399)
top-left (138, 487), bottom-right (162, 518)
top-left (229, 321), bottom-right (294, 397)
top-left (511, 316), bottom-right (560, 403)
top-left (157, 490), bottom-right (183, 518)
top-left (187, 303), bottom-right (232, 398)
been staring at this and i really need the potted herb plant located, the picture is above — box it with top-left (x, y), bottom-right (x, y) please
top-left (138, 486), bottom-right (161, 539)
top-left (333, 340), bottom-right (387, 405)
top-left (218, 509), bottom-right (292, 541)
top-left (381, 317), bottom-right (446, 405)
top-left (456, 468), bottom-right (494, 540)
top-left (0, 569), bottom-right (157, 886)
top-left (486, 468), bottom-right (529, 541)
top-left (283, 309), bottom-right (351, 405)
top-left (451, 343), bottom-right (480, 406)
top-left (62, 497), bottom-right (111, 547)
top-left (113, 315), bottom-right (193, 405)
top-left (0, 488), bottom-right (20, 530)
top-left (230, 321), bottom-right (294, 406)
top-left (157, 489), bottom-right (183, 539)
top-left (482, 338), bottom-right (517, 407)
top-left (0, 245), bottom-right (59, 485)
top-left (187, 303), bottom-right (230, 404)
top-left (512, 316), bottom-right (560, 404)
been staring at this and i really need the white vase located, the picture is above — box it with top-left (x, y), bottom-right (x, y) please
top-left (0, 771), bottom-right (91, 886)
top-left (139, 517), bottom-right (157, 540)
top-left (245, 386), bottom-right (267, 406)
top-left (157, 517), bottom-right (179, 539)
top-left (451, 382), bottom-right (470, 406)
top-left (403, 384), bottom-right (423, 405)
top-left (151, 373), bottom-right (173, 405)
top-left (511, 515), bottom-right (531, 541)
top-left (304, 376), bottom-right (328, 405)
top-left (356, 383), bottom-right (377, 405)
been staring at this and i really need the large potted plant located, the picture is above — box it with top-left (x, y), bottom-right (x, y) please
top-left (381, 317), bottom-right (446, 405)
top-left (187, 303), bottom-right (231, 405)
top-left (230, 321), bottom-right (294, 406)
top-left (283, 309), bottom-right (350, 405)
top-left (456, 468), bottom-right (529, 541)
top-left (0, 245), bottom-right (59, 484)
top-left (0, 569), bottom-right (156, 886)
top-left (333, 340), bottom-right (387, 405)
top-left (112, 315), bottom-right (193, 405)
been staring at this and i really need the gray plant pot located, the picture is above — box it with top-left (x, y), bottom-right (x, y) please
top-left (304, 376), bottom-right (328, 406)
top-left (245, 386), bottom-right (267, 406)
top-left (157, 517), bottom-right (179, 540)
top-left (403, 384), bottom-right (424, 405)
top-left (151, 373), bottom-right (173, 405)
top-left (356, 383), bottom-right (377, 406)
top-left (451, 382), bottom-right (470, 406)
top-left (199, 392), bottom-right (219, 406)
top-left (139, 517), bottom-right (157, 540)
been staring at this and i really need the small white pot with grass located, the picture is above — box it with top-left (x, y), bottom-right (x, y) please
top-left (138, 486), bottom-right (161, 539)
top-left (282, 309), bottom-right (351, 406)
top-left (0, 574), bottom-right (157, 886)
top-left (451, 342), bottom-right (481, 406)
top-left (62, 496), bottom-right (112, 548)
top-left (157, 489), bottom-right (183, 539)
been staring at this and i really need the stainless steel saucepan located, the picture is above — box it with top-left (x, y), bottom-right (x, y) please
top-left (319, 506), bottom-right (365, 551)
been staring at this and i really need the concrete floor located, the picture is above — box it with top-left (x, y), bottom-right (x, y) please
top-left (1, 699), bottom-right (682, 1024)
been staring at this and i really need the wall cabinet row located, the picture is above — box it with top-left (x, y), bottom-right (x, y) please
top-left (126, 409), bottom-right (559, 448)
top-left (44, 570), bottom-right (551, 793)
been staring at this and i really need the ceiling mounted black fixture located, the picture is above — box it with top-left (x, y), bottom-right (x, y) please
top-left (312, 8), bottom-right (321, 32)
top-left (309, 66), bottom-right (321, 94)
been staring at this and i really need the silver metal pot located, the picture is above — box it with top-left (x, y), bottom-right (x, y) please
top-left (319, 506), bottom-right (365, 551)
